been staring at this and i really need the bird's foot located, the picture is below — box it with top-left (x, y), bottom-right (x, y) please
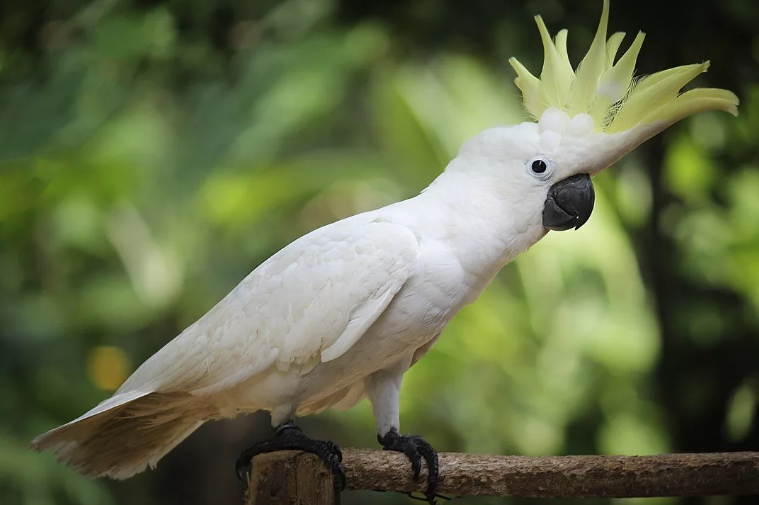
top-left (378, 428), bottom-right (440, 504)
top-left (235, 422), bottom-right (346, 489)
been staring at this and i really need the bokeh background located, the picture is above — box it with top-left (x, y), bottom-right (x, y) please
top-left (1, 0), bottom-right (758, 504)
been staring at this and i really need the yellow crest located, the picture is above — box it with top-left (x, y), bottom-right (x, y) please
top-left (509, 0), bottom-right (738, 133)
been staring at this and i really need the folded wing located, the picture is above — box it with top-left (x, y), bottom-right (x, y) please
top-left (116, 217), bottom-right (421, 396)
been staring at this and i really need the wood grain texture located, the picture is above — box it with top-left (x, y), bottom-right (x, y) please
top-left (245, 449), bottom-right (759, 503)
top-left (246, 451), bottom-right (338, 505)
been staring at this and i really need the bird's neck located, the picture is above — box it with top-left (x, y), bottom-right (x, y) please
top-left (412, 166), bottom-right (547, 286)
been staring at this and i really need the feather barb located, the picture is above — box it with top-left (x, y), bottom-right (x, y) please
top-left (508, 0), bottom-right (738, 132)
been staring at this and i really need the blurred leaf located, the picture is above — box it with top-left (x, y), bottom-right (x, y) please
top-left (664, 135), bottom-right (715, 202)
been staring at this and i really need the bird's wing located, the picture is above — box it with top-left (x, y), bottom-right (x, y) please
top-left (116, 217), bottom-right (420, 396)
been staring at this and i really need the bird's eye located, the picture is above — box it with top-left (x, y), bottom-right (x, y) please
top-left (526, 156), bottom-right (555, 180)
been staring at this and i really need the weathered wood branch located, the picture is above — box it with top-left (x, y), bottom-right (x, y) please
top-left (245, 449), bottom-right (759, 504)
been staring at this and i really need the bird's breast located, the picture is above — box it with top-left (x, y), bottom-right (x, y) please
top-left (371, 237), bottom-right (483, 346)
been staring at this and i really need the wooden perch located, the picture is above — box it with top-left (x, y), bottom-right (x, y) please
top-left (245, 449), bottom-right (759, 504)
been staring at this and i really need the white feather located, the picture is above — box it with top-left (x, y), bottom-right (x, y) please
top-left (34, 117), bottom-right (635, 478)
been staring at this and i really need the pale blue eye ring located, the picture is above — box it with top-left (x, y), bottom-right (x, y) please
top-left (526, 156), bottom-right (555, 180)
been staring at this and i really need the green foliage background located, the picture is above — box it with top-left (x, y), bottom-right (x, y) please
top-left (1, 0), bottom-right (758, 504)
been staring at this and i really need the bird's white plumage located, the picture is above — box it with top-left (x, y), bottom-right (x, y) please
top-left (30, 125), bottom-right (572, 478)
top-left (32, 213), bottom-right (426, 477)
top-left (31, 2), bottom-right (739, 473)
top-left (120, 217), bottom-right (420, 395)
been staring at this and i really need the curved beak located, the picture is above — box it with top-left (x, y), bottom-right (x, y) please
top-left (542, 174), bottom-right (595, 231)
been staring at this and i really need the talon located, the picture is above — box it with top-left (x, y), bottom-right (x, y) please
top-left (325, 440), bottom-right (343, 462)
top-left (235, 462), bottom-right (248, 482)
top-left (236, 423), bottom-right (346, 490)
top-left (410, 452), bottom-right (422, 480)
top-left (331, 454), bottom-right (347, 490)
top-left (235, 450), bottom-right (254, 481)
top-left (378, 429), bottom-right (440, 502)
top-left (405, 491), bottom-right (452, 504)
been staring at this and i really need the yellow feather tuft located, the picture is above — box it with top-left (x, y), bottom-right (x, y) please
top-left (605, 32), bottom-right (626, 67)
top-left (508, 57), bottom-right (543, 118)
top-left (508, 0), bottom-right (739, 132)
top-left (642, 88), bottom-right (739, 125)
top-left (607, 62), bottom-right (709, 132)
top-left (568, 0), bottom-right (610, 116)
top-left (592, 31), bottom-right (645, 126)
top-left (535, 17), bottom-right (574, 109)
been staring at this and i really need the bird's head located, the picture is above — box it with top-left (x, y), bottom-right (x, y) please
top-left (453, 0), bottom-right (738, 233)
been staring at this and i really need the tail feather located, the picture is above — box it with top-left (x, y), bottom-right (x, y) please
top-left (32, 391), bottom-right (214, 479)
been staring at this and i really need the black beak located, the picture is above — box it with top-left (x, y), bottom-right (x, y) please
top-left (542, 173), bottom-right (595, 231)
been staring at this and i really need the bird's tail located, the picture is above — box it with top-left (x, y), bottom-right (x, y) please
top-left (31, 390), bottom-right (215, 479)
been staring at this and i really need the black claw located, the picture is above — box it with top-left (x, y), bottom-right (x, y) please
top-left (235, 423), bottom-right (346, 490)
top-left (236, 463), bottom-right (247, 482)
top-left (378, 429), bottom-right (440, 504)
top-left (325, 440), bottom-right (343, 462)
top-left (405, 491), bottom-right (452, 503)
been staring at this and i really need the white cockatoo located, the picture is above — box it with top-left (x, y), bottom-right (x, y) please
top-left (33, 0), bottom-right (738, 501)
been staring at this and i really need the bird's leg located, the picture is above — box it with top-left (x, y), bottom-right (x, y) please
top-left (235, 421), bottom-right (346, 489)
top-left (366, 361), bottom-right (443, 504)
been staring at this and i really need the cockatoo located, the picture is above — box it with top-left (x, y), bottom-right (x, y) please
top-left (32, 0), bottom-right (738, 502)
